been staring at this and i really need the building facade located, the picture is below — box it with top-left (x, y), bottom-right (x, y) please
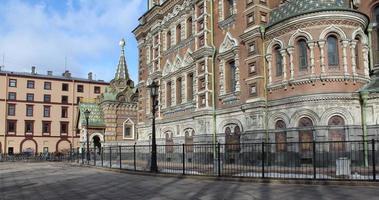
top-left (0, 67), bottom-right (108, 154)
top-left (133, 0), bottom-right (379, 148)
top-left (77, 39), bottom-right (139, 150)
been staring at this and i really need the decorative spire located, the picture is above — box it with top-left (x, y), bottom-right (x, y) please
top-left (114, 38), bottom-right (130, 80)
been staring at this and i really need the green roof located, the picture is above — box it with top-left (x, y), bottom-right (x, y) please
top-left (79, 102), bottom-right (105, 127)
top-left (268, 0), bottom-right (351, 26)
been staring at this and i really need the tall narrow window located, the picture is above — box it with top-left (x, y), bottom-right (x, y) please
top-left (176, 24), bottom-right (181, 43)
top-left (274, 46), bottom-right (283, 76)
top-left (327, 35), bottom-right (339, 66)
top-left (166, 81), bottom-right (172, 107)
top-left (186, 17), bottom-right (193, 38)
top-left (176, 77), bottom-right (182, 104)
top-left (225, 0), bottom-right (234, 18)
top-left (166, 31), bottom-right (172, 49)
top-left (355, 37), bottom-right (362, 70)
top-left (187, 73), bottom-right (194, 101)
top-left (228, 60), bottom-right (237, 92)
top-left (375, 6), bottom-right (379, 57)
top-left (298, 39), bottom-right (308, 70)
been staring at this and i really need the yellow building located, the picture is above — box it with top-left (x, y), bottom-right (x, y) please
top-left (0, 67), bottom-right (108, 154)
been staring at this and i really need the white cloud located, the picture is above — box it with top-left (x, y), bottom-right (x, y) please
top-left (0, 0), bottom-right (145, 81)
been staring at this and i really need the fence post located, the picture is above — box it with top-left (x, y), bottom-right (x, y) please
top-left (313, 141), bottom-right (316, 180)
top-left (119, 146), bottom-right (122, 170)
top-left (372, 139), bottom-right (376, 181)
top-left (110, 147), bottom-right (112, 168)
top-left (217, 143), bottom-right (221, 177)
top-left (101, 147), bottom-right (104, 167)
top-left (182, 144), bottom-right (185, 175)
top-left (77, 148), bottom-right (79, 163)
top-left (262, 142), bottom-right (265, 179)
top-left (81, 149), bottom-right (84, 164)
top-left (133, 144), bottom-right (136, 171)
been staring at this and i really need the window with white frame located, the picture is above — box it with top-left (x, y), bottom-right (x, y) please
top-left (123, 119), bottom-right (134, 139)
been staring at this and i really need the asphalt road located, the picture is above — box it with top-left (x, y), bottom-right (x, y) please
top-left (0, 162), bottom-right (378, 200)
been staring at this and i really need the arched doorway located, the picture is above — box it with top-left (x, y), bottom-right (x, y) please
top-left (298, 117), bottom-right (314, 154)
top-left (184, 129), bottom-right (194, 153)
top-left (328, 115), bottom-right (346, 152)
top-left (275, 120), bottom-right (287, 152)
top-left (20, 139), bottom-right (38, 155)
top-left (165, 131), bottom-right (174, 153)
top-left (93, 135), bottom-right (101, 154)
top-left (56, 140), bottom-right (71, 153)
top-left (225, 124), bottom-right (241, 164)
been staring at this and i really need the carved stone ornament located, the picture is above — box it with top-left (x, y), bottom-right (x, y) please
top-left (219, 32), bottom-right (238, 53)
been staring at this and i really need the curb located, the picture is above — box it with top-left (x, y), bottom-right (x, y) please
top-left (66, 163), bottom-right (379, 187)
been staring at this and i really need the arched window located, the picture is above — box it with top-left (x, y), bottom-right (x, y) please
top-left (123, 119), bottom-right (134, 139)
top-left (275, 120), bottom-right (287, 152)
top-left (355, 36), bottom-right (362, 70)
top-left (297, 39), bottom-right (308, 70)
top-left (328, 115), bottom-right (346, 152)
top-left (298, 117), bottom-right (313, 153)
top-left (186, 17), bottom-right (193, 38)
top-left (327, 35), bottom-right (339, 66)
top-left (274, 45), bottom-right (283, 76)
top-left (176, 24), bottom-right (182, 44)
top-left (166, 31), bottom-right (172, 49)
top-left (186, 73), bottom-right (194, 101)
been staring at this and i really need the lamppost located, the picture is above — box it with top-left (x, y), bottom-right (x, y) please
top-left (148, 81), bottom-right (159, 172)
top-left (84, 109), bottom-right (91, 163)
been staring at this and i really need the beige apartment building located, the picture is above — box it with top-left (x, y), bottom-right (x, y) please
top-left (0, 67), bottom-right (108, 154)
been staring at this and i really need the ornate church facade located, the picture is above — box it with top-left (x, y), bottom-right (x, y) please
top-left (133, 0), bottom-right (379, 147)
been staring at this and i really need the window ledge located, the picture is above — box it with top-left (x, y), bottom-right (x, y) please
top-left (219, 92), bottom-right (240, 104)
top-left (218, 14), bottom-right (236, 29)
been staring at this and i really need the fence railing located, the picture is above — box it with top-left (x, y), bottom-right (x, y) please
top-left (61, 140), bottom-right (379, 181)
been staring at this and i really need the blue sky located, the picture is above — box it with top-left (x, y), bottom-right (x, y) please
top-left (0, 0), bottom-right (146, 82)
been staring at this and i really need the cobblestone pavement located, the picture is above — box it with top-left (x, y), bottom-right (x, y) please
top-left (0, 162), bottom-right (378, 200)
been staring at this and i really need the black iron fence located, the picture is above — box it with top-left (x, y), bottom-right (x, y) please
top-left (60, 140), bottom-right (379, 181)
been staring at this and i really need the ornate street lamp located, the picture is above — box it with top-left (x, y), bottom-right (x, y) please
top-left (148, 81), bottom-right (159, 172)
top-left (84, 109), bottom-right (91, 163)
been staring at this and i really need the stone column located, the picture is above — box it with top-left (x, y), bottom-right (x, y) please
top-left (266, 55), bottom-right (273, 84)
top-left (235, 51), bottom-right (241, 92)
top-left (363, 45), bottom-right (370, 78)
top-left (308, 42), bottom-right (316, 75)
top-left (342, 40), bottom-right (349, 76)
top-left (318, 40), bottom-right (326, 74)
top-left (287, 47), bottom-right (295, 80)
top-left (350, 40), bottom-right (357, 76)
top-left (280, 49), bottom-right (287, 82)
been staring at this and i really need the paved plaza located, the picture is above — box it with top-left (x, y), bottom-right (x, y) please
top-left (0, 162), bottom-right (378, 200)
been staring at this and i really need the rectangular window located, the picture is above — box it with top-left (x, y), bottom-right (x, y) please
top-left (77, 85), bottom-right (84, 93)
top-left (44, 94), bottom-right (51, 103)
top-left (25, 120), bottom-right (34, 134)
top-left (248, 62), bottom-right (257, 76)
top-left (199, 94), bottom-right (206, 107)
top-left (42, 121), bottom-right (51, 135)
top-left (198, 3), bottom-right (204, 17)
top-left (198, 61), bottom-right (206, 72)
top-left (124, 126), bottom-right (131, 138)
top-left (198, 19), bottom-right (204, 31)
top-left (62, 83), bottom-right (69, 91)
top-left (166, 81), bottom-right (172, 107)
top-left (61, 107), bottom-right (68, 118)
top-left (7, 104), bottom-right (15, 116)
top-left (260, 12), bottom-right (267, 23)
top-left (26, 93), bottom-right (34, 102)
top-left (44, 82), bottom-right (52, 90)
top-left (248, 42), bottom-right (256, 55)
top-left (246, 0), bottom-right (254, 7)
top-left (26, 105), bottom-right (33, 117)
top-left (9, 79), bottom-right (17, 87)
top-left (187, 73), bottom-right (194, 101)
top-left (43, 106), bottom-right (50, 117)
top-left (94, 86), bottom-right (101, 94)
top-left (199, 77), bottom-right (206, 90)
top-left (249, 84), bottom-right (257, 97)
top-left (60, 122), bottom-right (69, 135)
top-left (7, 120), bottom-right (16, 134)
top-left (176, 78), bottom-right (182, 104)
top-left (199, 34), bottom-right (205, 47)
top-left (61, 96), bottom-right (68, 104)
top-left (246, 13), bottom-right (255, 27)
top-left (8, 92), bottom-right (16, 100)
top-left (27, 80), bottom-right (35, 89)
top-left (225, 0), bottom-right (234, 18)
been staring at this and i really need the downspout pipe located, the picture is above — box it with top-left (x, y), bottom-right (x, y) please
top-left (359, 90), bottom-right (369, 167)
top-left (259, 26), bottom-right (269, 143)
top-left (210, 0), bottom-right (217, 146)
